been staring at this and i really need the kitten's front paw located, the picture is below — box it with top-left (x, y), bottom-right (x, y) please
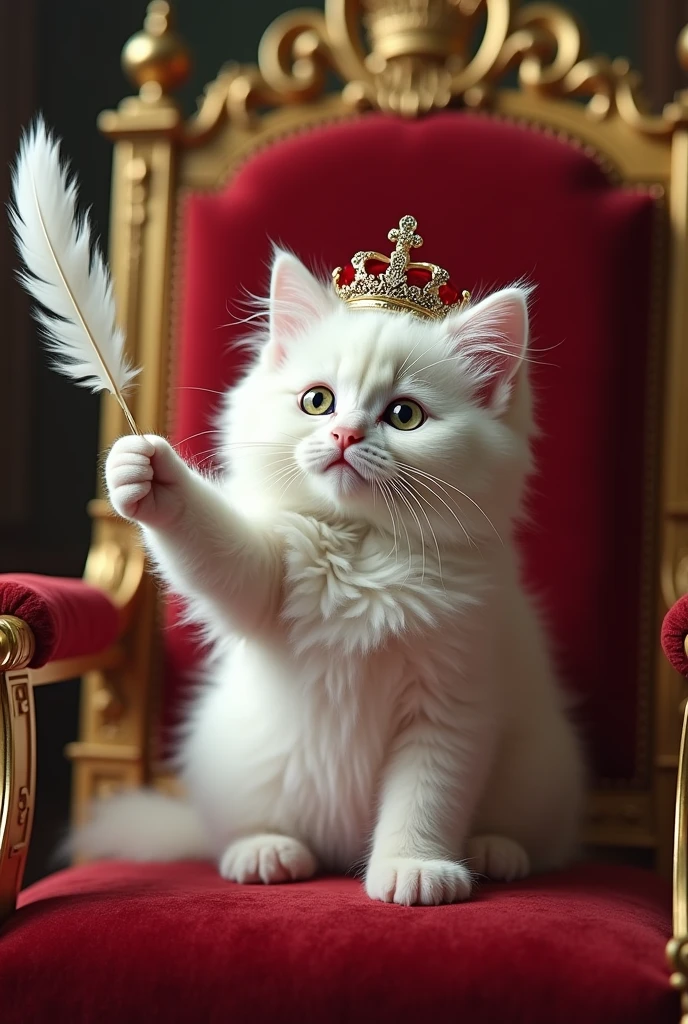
top-left (106, 434), bottom-right (186, 527)
top-left (219, 834), bottom-right (317, 885)
top-left (365, 857), bottom-right (472, 906)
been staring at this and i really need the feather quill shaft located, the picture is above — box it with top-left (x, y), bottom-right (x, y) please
top-left (10, 117), bottom-right (140, 434)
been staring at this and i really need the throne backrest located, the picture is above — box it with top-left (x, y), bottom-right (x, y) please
top-left (166, 110), bottom-right (657, 788)
top-left (79, 0), bottom-right (688, 870)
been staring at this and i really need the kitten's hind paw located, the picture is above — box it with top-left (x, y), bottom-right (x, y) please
top-left (464, 834), bottom-right (530, 882)
top-left (219, 834), bottom-right (317, 885)
top-left (365, 856), bottom-right (472, 906)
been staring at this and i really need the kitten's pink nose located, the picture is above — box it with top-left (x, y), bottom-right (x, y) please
top-left (331, 427), bottom-right (364, 452)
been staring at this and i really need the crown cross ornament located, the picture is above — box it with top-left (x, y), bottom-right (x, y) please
top-left (333, 215), bottom-right (470, 320)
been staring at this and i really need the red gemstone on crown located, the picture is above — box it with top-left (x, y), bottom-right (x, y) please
top-left (438, 282), bottom-right (459, 306)
top-left (365, 258), bottom-right (388, 277)
top-left (337, 263), bottom-right (355, 287)
top-left (406, 267), bottom-right (432, 289)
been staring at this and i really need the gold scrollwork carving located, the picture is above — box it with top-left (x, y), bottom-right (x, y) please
top-left (668, 934), bottom-right (688, 1016)
top-left (126, 157), bottom-right (149, 230)
top-left (85, 501), bottom-right (146, 611)
top-left (178, 0), bottom-right (682, 132)
top-left (669, 934), bottom-right (688, 1023)
top-left (1, 670), bottom-right (35, 920)
top-left (87, 539), bottom-right (129, 594)
top-left (16, 787), bottom-right (29, 828)
top-left (91, 670), bottom-right (125, 732)
top-left (12, 683), bottom-right (29, 717)
top-left (668, 933), bottom-right (688, 976)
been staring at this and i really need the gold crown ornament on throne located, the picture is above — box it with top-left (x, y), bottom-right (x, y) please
top-left (333, 215), bottom-right (470, 321)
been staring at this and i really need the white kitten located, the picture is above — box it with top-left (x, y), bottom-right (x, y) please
top-left (81, 250), bottom-right (584, 906)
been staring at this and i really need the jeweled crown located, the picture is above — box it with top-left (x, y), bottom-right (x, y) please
top-left (333, 215), bottom-right (470, 321)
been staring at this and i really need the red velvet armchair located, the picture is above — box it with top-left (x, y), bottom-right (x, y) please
top-left (3, 1), bottom-right (688, 1021)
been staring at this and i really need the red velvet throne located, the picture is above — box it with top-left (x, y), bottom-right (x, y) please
top-left (3, 1), bottom-right (688, 1021)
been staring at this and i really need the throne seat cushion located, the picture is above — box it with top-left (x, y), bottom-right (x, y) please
top-left (1, 861), bottom-right (674, 1023)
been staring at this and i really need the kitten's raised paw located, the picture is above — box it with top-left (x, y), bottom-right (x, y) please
top-left (365, 857), bottom-right (472, 906)
top-left (465, 834), bottom-right (530, 882)
top-left (106, 434), bottom-right (186, 527)
top-left (219, 834), bottom-right (317, 885)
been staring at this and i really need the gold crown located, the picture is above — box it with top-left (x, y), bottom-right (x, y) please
top-left (332, 215), bottom-right (470, 321)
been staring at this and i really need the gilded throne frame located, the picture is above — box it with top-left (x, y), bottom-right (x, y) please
top-left (4, 0), bottom-right (688, 1001)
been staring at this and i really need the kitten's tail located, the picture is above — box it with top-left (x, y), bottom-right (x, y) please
top-left (67, 789), bottom-right (214, 862)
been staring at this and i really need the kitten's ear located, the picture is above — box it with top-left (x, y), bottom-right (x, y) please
top-left (445, 286), bottom-right (530, 408)
top-left (268, 249), bottom-right (332, 363)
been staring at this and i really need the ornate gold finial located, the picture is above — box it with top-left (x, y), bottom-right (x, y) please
top-left (355, 0), bottom-right (471, 114)
top-left (121, 1), bottom-right (191, 102)
top-left (333, 215), bottom-right (470, 320)
top-left (362, 0), bottom-right (464, 65)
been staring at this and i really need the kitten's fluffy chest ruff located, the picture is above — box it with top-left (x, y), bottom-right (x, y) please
top-left (276, 510), bottom-right (490, 658)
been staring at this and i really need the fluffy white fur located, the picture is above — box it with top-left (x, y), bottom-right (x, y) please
top-left (81, 250), bottom-right (584, 906)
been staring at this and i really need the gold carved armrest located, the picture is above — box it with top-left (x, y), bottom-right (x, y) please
top-left (0, 605), bottom-right (127, 927)
top-left (0, 497), bottom-right (147, 926)
top-left (668, 651), bottom-right (688, 1022)
top-left (662, 602), bottom-right (688, 1022)
top-left (0, 615), bottom-right (37, 924)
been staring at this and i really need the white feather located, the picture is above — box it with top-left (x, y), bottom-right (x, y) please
top-left (9, 117), bottom-right (139, 428)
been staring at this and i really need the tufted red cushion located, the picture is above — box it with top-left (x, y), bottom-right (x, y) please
top-left (661, 595), bottom-right (688, 677)
top-left (0, 573), bottom-right (120, 667)
top-left (0, 861), bottom-right (674, 1023)
top-left (165, 112), bottom-right (657, 782)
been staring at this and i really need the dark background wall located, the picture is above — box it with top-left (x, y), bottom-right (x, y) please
top-left (0, 0), bottom-right (671, 882)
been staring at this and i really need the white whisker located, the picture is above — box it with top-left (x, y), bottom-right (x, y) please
top-left (381, 478), bottom-right (412, 577)
top-left (395, 476), bottom-right (443, 587)
top-left (173, 428), bottom-right (217, 450)
top-left (375, 480), bottom-right (399, 562)
top-left (261, 461), bottom-right (300, 488)
top-left (195, 452), bottom-right (223, 467)
top-left (390, 478), bottom-right (425, 584)
top-left (173, 386), bottom-right (226, 396)
top-left (396, 461), bottom-right (503, 545)
top-left (196, 441), bottom-right (293, 468)
top-left (218, 441), bottom-right (294, 449)
top-left (401, 338), bottom-right (448, 378)
top-left (397, 467), bottom-right (475, 550)
top-left (275, 466), bottom-right (304, 502)
top-left (397, 336), bottom-right (437, 379)
top-left (260, 455), bottom-right (298, 472)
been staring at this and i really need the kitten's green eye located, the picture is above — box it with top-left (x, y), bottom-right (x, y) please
top-left (301, 386), bottom-right (335, 416)
top-left (384, 399), bottom-right (425, 431)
